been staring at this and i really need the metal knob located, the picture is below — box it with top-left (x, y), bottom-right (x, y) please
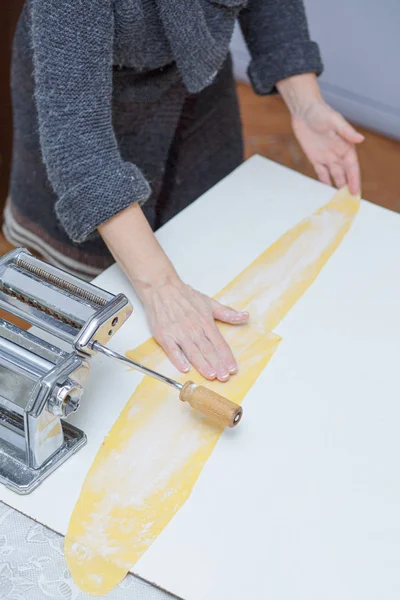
top-left (48, 380), bottom-right (83, 417)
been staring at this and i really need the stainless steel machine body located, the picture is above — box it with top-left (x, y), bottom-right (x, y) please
top-left (0, 248), bottom-right (132, 494)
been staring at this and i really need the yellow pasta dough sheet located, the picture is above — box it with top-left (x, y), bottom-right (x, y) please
top-left (65, 187), bottom-right (360, 595)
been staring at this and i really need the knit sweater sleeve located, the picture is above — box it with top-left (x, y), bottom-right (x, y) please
top-left (30, 0), bottom-right (151, 243)
top-left (239, 0), bottom-right (323, 95)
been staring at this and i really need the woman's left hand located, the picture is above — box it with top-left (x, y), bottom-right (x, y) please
top-left (277, 74), bottom-right (364, 196)
top-left (292, 99), bottom-right (364, 195)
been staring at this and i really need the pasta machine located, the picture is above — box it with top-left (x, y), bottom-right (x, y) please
top-left (0, 249), bottom-right (242, 495)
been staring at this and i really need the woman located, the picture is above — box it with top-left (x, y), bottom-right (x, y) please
top-left (5, 0), bottom-right (363, 382)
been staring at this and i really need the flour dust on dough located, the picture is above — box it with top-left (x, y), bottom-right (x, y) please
top-left (65, 187), bottom-right (360, 595)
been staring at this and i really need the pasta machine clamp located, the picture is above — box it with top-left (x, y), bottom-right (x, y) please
top-left (0, 249), bottom-right (242, 495)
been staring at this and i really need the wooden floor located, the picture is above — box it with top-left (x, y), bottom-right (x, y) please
top-left (238, 83), bottom-right (400, 212)
top-left (1, 83), bottom-right (400, 259)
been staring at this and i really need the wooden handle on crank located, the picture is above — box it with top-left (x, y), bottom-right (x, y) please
top-left (180, 382), bottom-right (243, 428)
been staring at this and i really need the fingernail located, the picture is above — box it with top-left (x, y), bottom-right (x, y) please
top-left (218, 370), bottom-right (230, 381)
top-left (207, 370), bottom-right (217, 379)
top-left (228, 365), bottom-right (237, 374)
top-left (232, 312), bottom-right (248, 322)
top-left (180, 358), bottom-right (190, 372)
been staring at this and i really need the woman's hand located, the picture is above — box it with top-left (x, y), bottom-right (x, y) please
top-left (139, 276), bottom-right (248, 381)
top-left (99, 202), bottom-right (248, 382)
top-left (292, 100), bottom-right (364, 194)
top-left (277, 74), bottom-right (364, 195)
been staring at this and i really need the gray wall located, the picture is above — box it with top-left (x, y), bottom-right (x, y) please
top-left (231, 0), bottom-right (400, 139)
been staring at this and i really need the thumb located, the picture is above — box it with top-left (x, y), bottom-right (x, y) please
top-left (211, 299), bottom-right (249, 325)
top-left (334, 113), bottom-right (365, 144)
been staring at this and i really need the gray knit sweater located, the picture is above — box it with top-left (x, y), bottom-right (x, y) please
top-left (16, 0), bottom-right (322, 243)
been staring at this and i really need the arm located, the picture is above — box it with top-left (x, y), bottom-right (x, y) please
top-left (31, 0), bottom-right (247, 380)
top-left (31, 0), bottom-right (150, 243)
top-left (99, 204), bottom-right (248, 381)
top-left (239, 0), bottom-right (323, 95)
top-left (239, 0), bottom-right (363, 194)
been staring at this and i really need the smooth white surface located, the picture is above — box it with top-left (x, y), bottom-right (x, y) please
top-left (1, 156), bottom-right (400, 599)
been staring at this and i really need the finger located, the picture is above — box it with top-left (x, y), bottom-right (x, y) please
top-left (314, 164), bottom-right (332, 187)
top-left (334, 114), bottom-right (365, 145)
top-left (204, 322), bottom-right (238, 376)
top-left (158, 335), bottom-right (191, 373)
top-left (179, 336), bottom-right (217, 380)
top-left (211, 299), bottom-right (249, 324)
top-left (343, 148), bottom-right (361, 196)
top-left (329, 163), bottom-right (346, 189)
top-left (196, 333), bottom-right (231, 382)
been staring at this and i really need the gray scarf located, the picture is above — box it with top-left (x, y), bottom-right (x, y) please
top-left (156, 0), bottom-right (247, 93)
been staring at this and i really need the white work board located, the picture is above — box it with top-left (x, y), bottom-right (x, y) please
top-left (1, 155), bottom-right (400, 599)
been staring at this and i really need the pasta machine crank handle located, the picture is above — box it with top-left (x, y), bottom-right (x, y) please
top-left (91, 341), bottom-right (243, 428)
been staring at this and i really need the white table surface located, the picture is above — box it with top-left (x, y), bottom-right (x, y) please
top-left (1, 155), bottom-right (400, 599)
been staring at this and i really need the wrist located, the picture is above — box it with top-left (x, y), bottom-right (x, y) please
top-left (98, 202), bottom-right (182, 300)
top-left (132, 265), bottom-right (182, 302)
top-left (277, 73), bottom-right (323, 118)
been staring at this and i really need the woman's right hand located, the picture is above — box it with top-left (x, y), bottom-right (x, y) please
top-left (99, 202), bottom-right (247, 381)
top-left (138, 275), bottom-right (248, 381)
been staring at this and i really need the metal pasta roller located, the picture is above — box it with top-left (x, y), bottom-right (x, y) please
top-left (0, 248), bottom-right (132, 494)
top-left (0, 248), bottom-right (243, 495)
